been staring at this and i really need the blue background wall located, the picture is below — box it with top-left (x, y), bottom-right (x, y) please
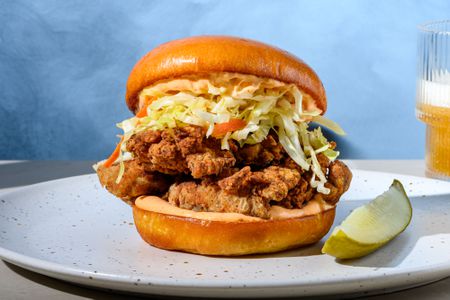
top-left (0, 0), bottom-right (448, 160)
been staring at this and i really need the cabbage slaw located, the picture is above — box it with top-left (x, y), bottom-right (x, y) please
top-left (112, 73), bottom-right (345, 194)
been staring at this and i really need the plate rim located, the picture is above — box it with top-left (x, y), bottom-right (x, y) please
top-left (1, 170), bottom-right (450, 295)
top-left (1, 242), bottom-right (450, 289)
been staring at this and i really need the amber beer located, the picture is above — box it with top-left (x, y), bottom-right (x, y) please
top-left (417, 102), bottom-right (450, 178)
top-left (416, 20), bottom-right (450, 180)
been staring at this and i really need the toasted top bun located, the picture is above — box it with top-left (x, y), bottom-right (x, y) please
top-left (126, 36), bottom-right (326, 114)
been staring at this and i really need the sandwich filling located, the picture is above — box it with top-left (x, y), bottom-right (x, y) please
top-left (96, 72), bottom-right (352, 219)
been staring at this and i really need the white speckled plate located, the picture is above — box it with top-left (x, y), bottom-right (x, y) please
top-left (1, 170), bottom-right (450, 298)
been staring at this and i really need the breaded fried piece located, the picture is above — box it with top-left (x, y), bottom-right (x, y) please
top-left (235, 134), bottom-right (284, 167)
top-left (167, 181), bottom-right (270, 219)
top-left (167, 166), bottom-right (301, 219)
top-left (96, 160), bottom-right (171, 204)
top-left (320, 160), bottom-right (353, 205)
top-left (127, 125), bottom-right (236, 178)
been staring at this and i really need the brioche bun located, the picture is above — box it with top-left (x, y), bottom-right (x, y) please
top-left (126, 35), bottom-right (326, 114)
top-left (132, 196), bottom-right (335, 256)
top-left (125, 36), bottom-right (335, 256)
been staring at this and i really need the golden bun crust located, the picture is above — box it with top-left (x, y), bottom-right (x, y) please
top-left (132, 204), bottom-right (335, 256)
top-left (126, 36), bottom-right (326, 114)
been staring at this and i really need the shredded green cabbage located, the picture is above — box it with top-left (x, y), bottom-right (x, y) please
top-left (312, 115), bottom-right (346, 136)
top-left (108, 73), bottom-right (344, 194)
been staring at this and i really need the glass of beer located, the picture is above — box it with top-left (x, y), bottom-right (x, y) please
top-left (416, 20), bottom-right (450, 180)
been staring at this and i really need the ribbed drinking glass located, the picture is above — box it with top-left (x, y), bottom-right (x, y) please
top-left (416, 20), bottom-right (450, 180)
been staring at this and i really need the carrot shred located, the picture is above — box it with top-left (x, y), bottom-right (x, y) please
top-left (211, 119), bottom-right (247, 137)
top-left (136, 96), bottom-right (156, 118)
top-left (103, 137), bottom-right (123, 168)
top-left (136, 105), bottom-right (148, 118)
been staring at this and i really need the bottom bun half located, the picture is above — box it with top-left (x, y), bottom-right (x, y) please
top-left (132, 196), bottom-right (336, 256)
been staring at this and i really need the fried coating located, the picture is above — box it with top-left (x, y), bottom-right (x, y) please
top-left (127, 126), bottom-right (235, 178)
top-left (167, 166), bottom-right (301, 219)
top-left (235, 134), bottom-right (284, 167)
top-left (320, 160), bottom-right (353, 205)
top-left (167, 181), bottom-right (270, 218)
top-left (96, 160), bottom-right (171, 204)
top-left (102, 125), bottom-right (352, 216)
top-left (217, 166), bottom-right (300, 201)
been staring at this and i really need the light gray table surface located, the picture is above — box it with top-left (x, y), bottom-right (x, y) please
top-left (0, 160), bottom-right (449, 299)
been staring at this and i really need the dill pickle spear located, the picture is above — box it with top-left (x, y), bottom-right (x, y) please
top-left (322, 180), bottom-right (412, 259)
